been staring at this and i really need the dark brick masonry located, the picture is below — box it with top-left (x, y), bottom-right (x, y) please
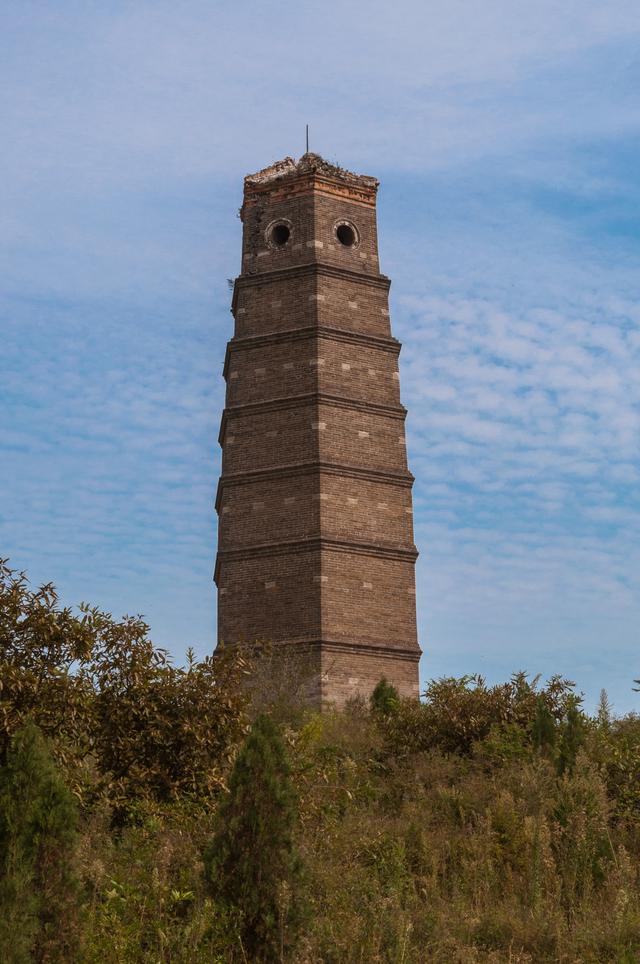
top-left (215, 153), bottom-right (421, 705)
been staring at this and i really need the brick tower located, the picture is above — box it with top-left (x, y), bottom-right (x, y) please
top-left (214, 153), bottom-right (421, 705)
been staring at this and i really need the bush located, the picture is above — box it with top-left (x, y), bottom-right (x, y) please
top-left (370, 678), bottom-right (400, 716)
top-left (380, 672), bottom-right (578, 759)
top-left (3, 561), bottom-right (640, 960)
top-left (0, 561), bottom-right (249, 818)
top-left (204, 714), bottom-right (305, 962)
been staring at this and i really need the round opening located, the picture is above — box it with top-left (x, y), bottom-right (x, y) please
top-left (336, 222), bottom-right (358, 247)
top-left (269, 222), bottom-right (290, 247)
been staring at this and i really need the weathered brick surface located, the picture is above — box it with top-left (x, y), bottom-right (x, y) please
top-left (220, 402), bottom-right (318, 475)
top-left (316, 336), bottom-right (401, 407)
top-left (318, 474), bottom-right (414, 547)
top-left (233, 272), bottom-right (318, 337)
top-left (217, 550), bottom-right (322, 643)
top-left (319, 550), bottom-right (418, 650)
top-left (218, 473), bottom-right (320, 548)
top-left (215, 153), bottom-right (421, 706)
top-left (316, 278), bottom-right (392, 338)
top-left (316, 402), bottom-right (408, 473)
top-left (224, 330), bottom-right (401, 408)
top-left (319, 645), bottom-right (419, 705)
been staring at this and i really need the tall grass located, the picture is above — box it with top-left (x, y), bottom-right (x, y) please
top-left (73, 680), bottom-right (640, 963)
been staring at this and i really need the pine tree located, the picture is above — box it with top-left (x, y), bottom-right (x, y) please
top-left (0, 722), bottom-right (80, 963)
top-left (370, 677), bottom-right (400, 716)
top-left (597, 688), bottom-right (613, 729)
top-left (203, 714), bottom-right (304, 962)
top-left (557, 699), bottom-right (585, 776)
top-left (531, 695), bottom-right (557, 754)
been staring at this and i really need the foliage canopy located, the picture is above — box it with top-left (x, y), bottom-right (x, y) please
top-left (0, 559), bottom-right (248, 817)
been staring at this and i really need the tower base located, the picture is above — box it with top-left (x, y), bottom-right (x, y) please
top-left (225, 638), bottom-right (420, 710)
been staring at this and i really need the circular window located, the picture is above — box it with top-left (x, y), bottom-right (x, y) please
top-left (266, 220), bottom-right (291, 248)
top-left (335, 221), bottom-right (358, 247)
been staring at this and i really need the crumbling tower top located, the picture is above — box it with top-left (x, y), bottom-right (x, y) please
top-left (242, 153), bottom-right (379, 213)
top-left (236, 153), bottom-right (384, 286)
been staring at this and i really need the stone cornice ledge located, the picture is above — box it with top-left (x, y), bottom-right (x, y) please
top-left (215, 537), bottom-right (419, 582)
top-left (223, 326), bottom-right (401, 378)
top-left (214, 637), bottom-right (421, 660)
top-left (232, 262), bottom-right (391, 313)
top-left (218, 392), bottom-right (407, 444)
top-left (215, 461), bottom-right (414, 511)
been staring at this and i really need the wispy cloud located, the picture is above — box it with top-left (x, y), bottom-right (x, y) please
top-left (396, 270), bottom-right (640, 709)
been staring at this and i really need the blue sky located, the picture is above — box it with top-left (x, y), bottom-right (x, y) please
top-left (1, 1), bottom-right (639, 712)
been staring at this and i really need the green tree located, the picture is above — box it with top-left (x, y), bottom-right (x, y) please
top-left (558, 698), bottom-right (586, 775)
top-left (370, 677), bottom-right (400, 716)
top-left (0, 559), bottom-right (249, 818)
top-left (204, 714), bottom-right (304, 962)
top-left (0, 722), bottom-right (80, 963)
top-left (597, 688), bottom-right (613, 729)
top-left (0, 559), bottom-right (93, 770)
top-left (532, 694), bottom-right (557, 753)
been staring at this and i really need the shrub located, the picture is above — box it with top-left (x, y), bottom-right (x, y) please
top-left (557, 697), bottom-right (586, 775)
top-left (370, 678), bottom-right (400, 716)
top-left (381, 672), bottom-right (577, 759)
top-left (0, 561), bottom-right (93, 769)
top-left (0, 721), bottom-right (80, 962)
top-left (85, 636), bottom-right (249, 819)
top-left (203, 714), bottom-right (305, 962)
top-left (0, 561), bottom-right (249, 818)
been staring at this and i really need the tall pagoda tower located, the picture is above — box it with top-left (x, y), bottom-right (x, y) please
top-left (214, 153), bottom-right (421, 705)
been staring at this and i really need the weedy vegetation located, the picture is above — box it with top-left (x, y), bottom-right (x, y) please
top-left (1, 559), bottom-right (640, 962)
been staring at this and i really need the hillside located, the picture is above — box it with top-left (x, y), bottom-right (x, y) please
top-left (1, 561), bottom-right (640, 962)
